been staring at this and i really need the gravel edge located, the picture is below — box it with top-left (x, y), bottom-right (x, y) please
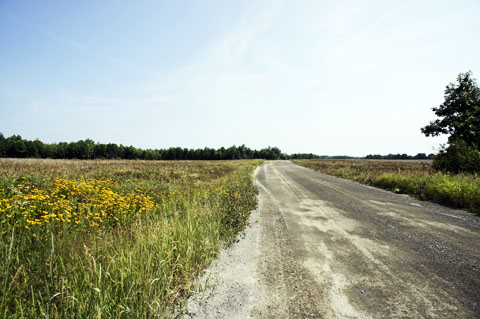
top-left (179, 168), bottom-right (262, 319)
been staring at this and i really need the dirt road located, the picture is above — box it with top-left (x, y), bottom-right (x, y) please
top-left (184, 161), bottom-right (480, 318)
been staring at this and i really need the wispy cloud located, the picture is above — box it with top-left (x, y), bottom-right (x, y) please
top-left (329, 0), bottom-right (417, 56)
top-left (1, 1), bottom-right (473, 155)
top-left (0, 9), bottom-right (161, 77)
top-left (220, 0), bottom-right (283, 67)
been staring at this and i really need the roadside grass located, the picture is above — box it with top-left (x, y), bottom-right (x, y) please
top-left (0, 159), bottom-right (262, 318)
top-left (293, 159), bottom-right (480, 214)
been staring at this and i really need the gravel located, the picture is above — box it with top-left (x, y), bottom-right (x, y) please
top-left (181, 170), bottom-right (263, 319)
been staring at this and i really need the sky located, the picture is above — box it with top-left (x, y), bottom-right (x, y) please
top-left (1, 0), bottom-right (479, 156)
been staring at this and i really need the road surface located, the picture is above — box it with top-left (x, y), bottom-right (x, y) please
top-left (184, 161), bottom-right (480, 318)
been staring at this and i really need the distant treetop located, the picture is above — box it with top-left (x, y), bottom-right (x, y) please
top-left (0, 133), bottom-right (433, 161)
top-left (365, 153), bottom-right (434, 160)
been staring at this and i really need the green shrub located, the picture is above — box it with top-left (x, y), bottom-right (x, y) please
top-left (432, 140), bottom-right (480, 174)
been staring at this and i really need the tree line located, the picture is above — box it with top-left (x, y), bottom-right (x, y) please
top-left (365, 153), bottom-right (434, 160)
top-left (0, 134), bottom-right (294, 160)
top-left (0, 133), bottom-right (438, 161)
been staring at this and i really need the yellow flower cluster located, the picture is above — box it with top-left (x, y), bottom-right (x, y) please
top-left (0, 177), bottom-right (156, 232)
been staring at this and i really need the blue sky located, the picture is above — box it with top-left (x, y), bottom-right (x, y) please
top-left (1, 0), bottom-right (479, 156)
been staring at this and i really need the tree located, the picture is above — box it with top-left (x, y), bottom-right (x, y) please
top-left (422, 71), bottom-right (480, 146)
top-left (5, 135), bottom-right (27, 158)
top-left (0, 133), bottom-right (6, 157)
top-left (421, 71), bottom-right (480, 173)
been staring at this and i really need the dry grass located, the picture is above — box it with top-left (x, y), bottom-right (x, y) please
top-left (294, 159), bottom-right (480, 214)
top-left (292, 159), bottom-right (432, 175)
top-left (0, 159), bottom-right (262, 318)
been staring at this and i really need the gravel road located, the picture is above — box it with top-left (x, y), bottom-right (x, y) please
top-left (183, 161), bottom-right (480, 318)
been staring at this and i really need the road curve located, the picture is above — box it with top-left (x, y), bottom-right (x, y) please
top-left (185, 161), bottom-right (480, 318)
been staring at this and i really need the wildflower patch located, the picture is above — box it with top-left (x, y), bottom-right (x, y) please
top-left (0, 177), bottom-right (156, 233)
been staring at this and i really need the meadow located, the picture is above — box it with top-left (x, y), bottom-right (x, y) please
top-left (293, 159), bottom-right (480, 214)
top-left (0, 158), bottom-right (262, 318)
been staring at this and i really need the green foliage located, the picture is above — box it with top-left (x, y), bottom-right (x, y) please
top-left (422, 71), bottom-right (480, 173)
top-left (374, 172), bottom-right (480, 214)
top-left (0, 159), bottom-right (262, 318)
top-left (422, 71), bottom-right (480, 145)
top-left (0, 135), bottom-right (288, 161)
top-left (215, 168), bottom-right (258, 241)
top-left (432, 139), bottom-right (480, 174)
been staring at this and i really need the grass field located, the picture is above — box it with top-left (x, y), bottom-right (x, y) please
top-left (0, 158), bottom-right (262, 318)
top-left (293, 159), bottom-right (480, 214)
